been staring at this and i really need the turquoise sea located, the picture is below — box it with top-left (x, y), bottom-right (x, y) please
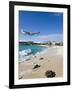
top-left (19, 43), bottom-right (47, 62)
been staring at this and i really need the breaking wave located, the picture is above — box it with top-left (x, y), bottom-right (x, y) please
top-left (19, 49), bottom-right (33, 62)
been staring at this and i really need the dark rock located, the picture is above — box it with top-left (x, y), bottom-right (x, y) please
top-left (40, 57), bottom-right (44, 60)
top-left (45, 70), bottom-right (56, 78)
top-left (34, 56), bottom-right (37, 58)
top-left (19, 75), bottom-right (23, 79)
top-left (33, 64), bottom-right (40, 69)
top-left (26, 59), bottom-right (30, 61)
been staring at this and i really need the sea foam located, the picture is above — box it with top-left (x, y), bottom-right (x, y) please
top-left (19, 49), bottom-right (33, 62)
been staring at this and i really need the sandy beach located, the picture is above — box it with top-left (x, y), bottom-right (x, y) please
top-left (19, 46), bottom-right (63, 79)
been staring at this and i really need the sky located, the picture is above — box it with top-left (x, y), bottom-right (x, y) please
top-left (19, 11), bottom-right (63, 42)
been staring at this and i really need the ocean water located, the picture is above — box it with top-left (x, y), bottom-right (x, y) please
top-left (19, 43), bottom-right (47, 62)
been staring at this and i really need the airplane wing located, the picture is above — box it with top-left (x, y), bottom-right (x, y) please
top-left (21, 29), bottom-right (30, 35)
top-left (21, 29), bottom-right (40, 35)
top-left (31, 32), bottom-right (40, 35)
top-left (23, 31), bottom-right (30, 34)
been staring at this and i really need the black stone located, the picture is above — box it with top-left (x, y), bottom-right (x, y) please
top-left (45, 70), bottom-right (56, 78)
top-left (40, 57), bottom-right (44, 60)
top-left (33, 64), bottom-right (40, 69)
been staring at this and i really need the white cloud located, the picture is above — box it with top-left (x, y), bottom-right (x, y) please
top-left (36, 34), bottom-right (63, 42)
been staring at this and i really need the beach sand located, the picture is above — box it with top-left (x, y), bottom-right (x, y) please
top-left (19, 46), bottom-right (63, 79)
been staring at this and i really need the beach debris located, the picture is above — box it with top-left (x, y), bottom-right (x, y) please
top-left (33, 64), bottom-right (41, 69)
top-left (34, 56), bottom-right (37, 58)
top-left (26, 59), bottom-right (30, 61)
top-left (39, 57), bottom-right (44, 60)
top-left (45, 70), bottom-right (56, 78)
top-left (19, 75), bottom-right (23, 79)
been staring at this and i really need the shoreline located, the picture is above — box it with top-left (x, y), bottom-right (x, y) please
top-left (19, 46), bottom-right (63, 79)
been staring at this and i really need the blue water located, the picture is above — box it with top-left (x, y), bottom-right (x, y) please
top-left (19, 43), bottom-right (47, 54)
top-left (19, 43), bottom-right (47, 62)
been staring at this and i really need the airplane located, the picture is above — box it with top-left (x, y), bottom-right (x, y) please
top-left (21, 29), bottom-right (40, 35)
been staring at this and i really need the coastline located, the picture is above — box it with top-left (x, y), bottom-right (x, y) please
top-left (19, 46), bottom-right (63, 79)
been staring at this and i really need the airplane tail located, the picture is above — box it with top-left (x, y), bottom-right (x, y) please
top-left (21, 29), bottom-right (25, 34)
